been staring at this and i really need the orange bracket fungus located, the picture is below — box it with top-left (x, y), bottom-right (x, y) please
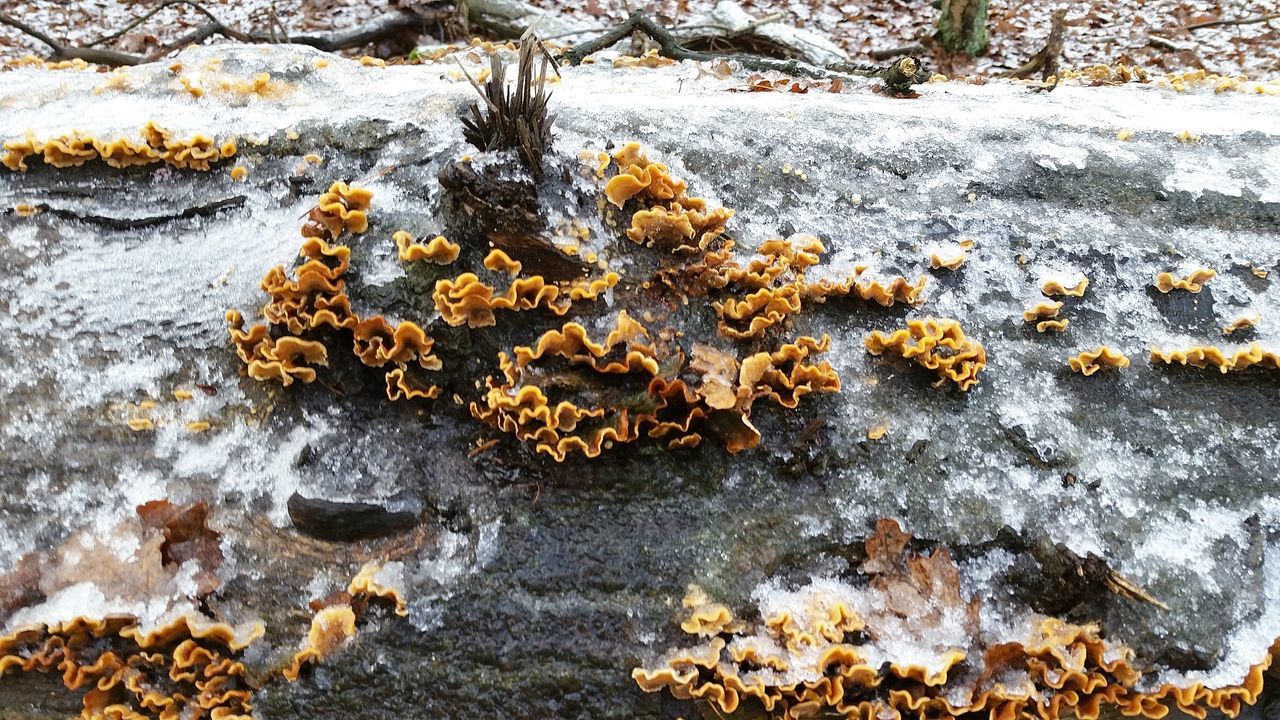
top-left (928, 246), bottom-right (967, 270)
top-left (1041, 275), bottom-right (1089, 297)
top-left (1, 616), bottom-right (261, 720)
top-left (1154, 268), bottom-right (1217, 293)
top-left (394, 230), bottom-right (461, 264)
top-left (1069, 346), bottom-right (1131, 375)
top-left (634, 519), bottom-right (1274, 720)
top-left (605, 141), bottom-right (734, 253)
top-left (865, 318), bottom-right (987, 390)
top-left (302, 181), bottom-right (374, 239)
top-left (1150, 343), bottom-right (1280, 373)
top-left (1223, 313), bottom-right (1260, 335)
top-left (1023, 301), bottom-right (1069, 332)
top-left (2, 121), bottom-right (237, 172)
top-left (471, 312), bottom-right (839, 460)
top-left (0, 501), bottom-right (261, 720)
top-left (228, 186), bottom-right (443, 402)
top-left (283, 562), bottom-right (410, 682)
top-left (227, 141), bottom-right (935, 461)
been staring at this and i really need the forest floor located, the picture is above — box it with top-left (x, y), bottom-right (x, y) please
top-left (1, 0), bottom-right (1277, 78)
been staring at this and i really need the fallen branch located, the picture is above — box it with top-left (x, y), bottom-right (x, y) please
top-left (870, 43), bottom-right (926, 60)
top-left (0, 13), bottom-right (146, 66)
top-left (562, 8), bottom-right (920, 85)
top-left (1186, 12), bottom-right (1279, 31)
top-left (1, 5), bottom-right (453, 67)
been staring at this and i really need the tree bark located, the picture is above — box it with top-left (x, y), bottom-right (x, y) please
top-left (937, 0), bottom-right (989, 56)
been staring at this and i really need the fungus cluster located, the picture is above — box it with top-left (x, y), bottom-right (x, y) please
top-left (225, 141), bottom-right (954, 460)
top-left (471, 311), bottom-right (839, 460)
top-left (634, 519), bottom-right (1274, 720)
top-left (0, 616), bottom-right (259, 720)
top-left (283, 561), bottom-right (407, 682)
top-left (228, 183), bottom-right (443, 402)
top-left (1150, 343), bottom-right (1280, 373)
top-left (605, 141), bottom-right (735, 253)
top-left (2, 122), bottom-right (236, 171)
top-left (431, 264), bottom-right (619, 328)
top-left (0, 501), bottom-right (258, 720)
top-left (865, 318), bottom-right (987, 390)
top-left (697, 235), bottom-right (926, 340)
top-left (1023, 300), bottom-right (1068, 333)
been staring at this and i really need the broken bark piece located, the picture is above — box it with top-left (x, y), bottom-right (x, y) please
top-left (287, 492), bottom-right (417, 541)
top-left (1003, 527), bottom-right (1169, 614)
top-left (879, 56), bottom-right (930, 96)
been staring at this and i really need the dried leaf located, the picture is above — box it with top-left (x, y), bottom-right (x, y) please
top-left (137, 500), bottom-right (223, 597)
top-left (861, 517), bottom-right (911, 574)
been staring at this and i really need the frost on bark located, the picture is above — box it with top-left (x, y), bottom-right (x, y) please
top-left (937, 0), bottom-right (990, 56)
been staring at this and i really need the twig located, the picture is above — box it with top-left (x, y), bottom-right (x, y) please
top-left (1186, 13), bottom-right (1279, 31)
top-left (0, 12), bottom-right (145, 65)
top-left (870, 43), bottom-right (926, 60)
top-left (1001, 8), bottom-right (1067, 80)
top-left (562, 9), bottom-right (902, 81)
top-left (85, 1), bottom-right (247, 47)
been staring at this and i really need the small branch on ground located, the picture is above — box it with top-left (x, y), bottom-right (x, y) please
top-left (562, 9), bottom-right (923, 85)
top-left (1002, 8), bottom-right (1068, 81)
top-left (878, 56), bottom-right (930, 95)
top-left (1185, 13), bottom-right (1279, 31)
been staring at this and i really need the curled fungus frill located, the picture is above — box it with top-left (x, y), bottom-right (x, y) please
top-left (1041, 275), bottom-right (1090, 297)
top-left (1023, 301), bottom-right (1067, 332)
top-left (865, 318), bottom-right (987, 390)
top-left (2, 121), bottom-right (236, 172)
top-left (1223, 313), bottom-right (1260, 335)
top-left (657, 233), bottom-right (925, 340)
top-left (634, 519), bottom-right (1275, 720)
top-left (1069, 346), bottom-right (1131, 375)
top-left (1150, 343), bottom-right (1280, 373)
top-left (471, 311), bottom-right (840, 461)
top-left (394, 230), bottom-right (460, 264)
top-left (432, 270), bottom-right (619, 328)
top-left (1154, 268), bottom-right (1217, 293)
top-left (0, 615), bottom-right (261, 720)
top-left (284, 561), bottom-right (410, 682)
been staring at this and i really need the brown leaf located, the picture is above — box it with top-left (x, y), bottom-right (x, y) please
top-left (861, 517), bottom-right (910, 574)
top-left (861, 519), bottom-right (981, 639)
top-left (137, 500), bottom-right (223, 597)
top-left (0, 552), bottom-right (47, 624)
